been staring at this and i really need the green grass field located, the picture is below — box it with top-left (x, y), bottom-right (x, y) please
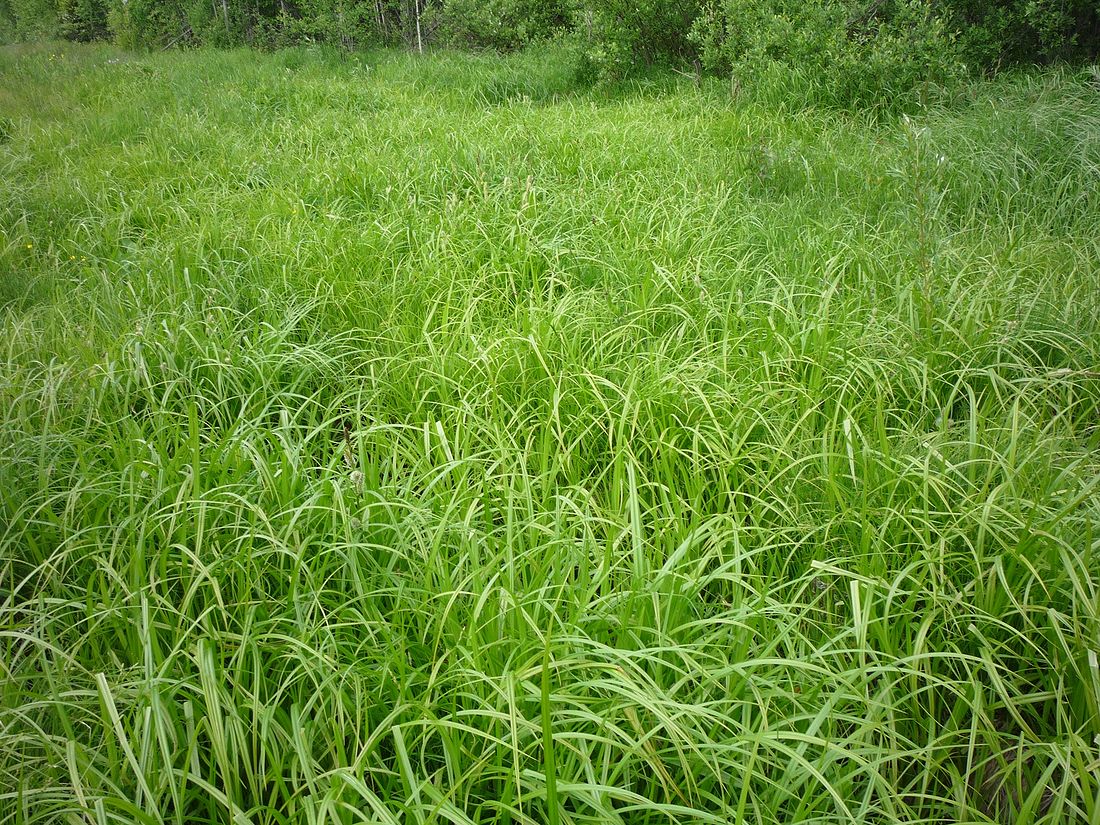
top-left (2, 41), bottom-right (1100, 824)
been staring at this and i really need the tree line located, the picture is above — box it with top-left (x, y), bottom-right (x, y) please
top-left (3, 0), bottom-right (1100, 103)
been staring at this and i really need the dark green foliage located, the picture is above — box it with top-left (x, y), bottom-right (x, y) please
top-left (106, 0), bottom-right (189, 48)
top-left (691, 0), bottom-right (964, 108)
top-left (248, 0), bottom-right (381, 50)
top-left (944, 0), bottom-right (1100, 65)
top-left (1, 0), bottom-right (420, 48)
top-left (59, 0), bottom-right (106, 39)
top-left (0, 0), bottom-right (59, 39)
top-left (431, 0), bottom-right (568, 51)
top-left (3, 0), bottom-right (1099, 101)
top-left (569, 0), bottom-right (701, 80)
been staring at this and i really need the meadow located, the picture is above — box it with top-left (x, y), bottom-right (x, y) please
top-left (1, 41), bottom-right (1100, 824)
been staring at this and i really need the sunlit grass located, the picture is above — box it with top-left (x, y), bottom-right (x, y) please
top-left (2, 42), bottom-right (1099, 824)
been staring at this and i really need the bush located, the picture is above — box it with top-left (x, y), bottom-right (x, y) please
top-left (569, 0), bottom-right (1099, 96)
top-left (59, 0), bottom-right (107, 40)
top-left (570, 0), bottom-right (701, 81)
top-left (944, 0), bottom-right (1100, 66)
top-left (267, 0), bottom-right (384, 50)
top-left (431, 0), bottom-right (568, 51)
top-left (691, 0), bottom-right (964, 108)
top-left (0, 0), bottom-right (60, 39)
top-left (106, 0), bottom-right (176, 46)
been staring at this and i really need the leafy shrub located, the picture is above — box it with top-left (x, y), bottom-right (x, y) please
top-left (59, 0), bottom-right (107, 40)
top-left (0, 0), bottom-right (60, 39)
top-left (106, 0), bottom-right (190, 47)
top-left (431, 0), bottom-right (568, 51)
top-left (691, 0), bottom-right (964, 108)
top-left (266, 0), bottom-right (383, 49)
top-left (944, 0), bottom-right (1100, 66)
top-left (570, 0), bottom-right (701, 81)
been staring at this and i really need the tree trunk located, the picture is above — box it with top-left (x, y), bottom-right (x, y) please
top-left (415, 0), bottom-right (422, 53)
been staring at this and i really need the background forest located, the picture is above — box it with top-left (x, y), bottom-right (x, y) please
top-left (3, 0), bottom-right (1100, 104)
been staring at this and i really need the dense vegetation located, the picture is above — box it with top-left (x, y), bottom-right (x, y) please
top-left (2, 41), bottom-right (1099, 824)
top-left (3, 0), bottom-right (1100, 100)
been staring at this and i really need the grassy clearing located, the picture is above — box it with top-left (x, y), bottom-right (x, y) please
top-left (2, 41), bottom-right (1100, 824)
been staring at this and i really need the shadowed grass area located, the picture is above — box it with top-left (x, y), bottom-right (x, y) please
top-left (1, 41), bottom-right (1099, 825)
